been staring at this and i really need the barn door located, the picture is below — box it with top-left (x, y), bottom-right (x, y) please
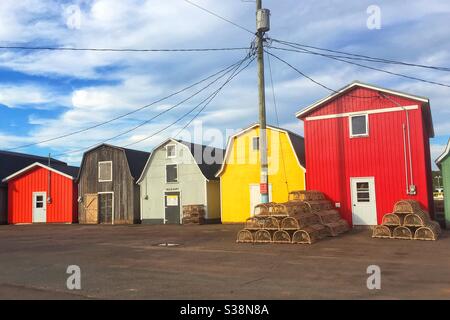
top-left (98, 193), bottom-right (113, 224)
top-left (164, 192), bottom-right (180, 224)
top-left (351, 177), bottom-right (377, 225)
top-left (32, 192), bottom-right (47, 223)
top-left (84, 193), bottom-right (98, 224)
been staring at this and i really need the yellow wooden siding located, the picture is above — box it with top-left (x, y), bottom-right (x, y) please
top-left (220, 127), bottom-right (306, 223)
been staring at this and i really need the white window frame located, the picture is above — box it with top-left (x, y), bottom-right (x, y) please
top-left (98, 161), bottom-right (113, 182)
top-left (349, 114), bottom-right (369, 138)
top-left (165, 164), bottom-right (178, 183)
top-left (166, 144), bottom-right (177, 159)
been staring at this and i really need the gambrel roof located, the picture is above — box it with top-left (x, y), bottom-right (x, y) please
top-left (215, 123), bottom-right (306, 177)
top-left (137, 138), bottom-right (224, 183)
top-left (76, 143), bottom-right (150, 181)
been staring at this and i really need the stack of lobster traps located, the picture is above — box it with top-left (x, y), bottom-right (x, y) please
top-left (236, 190), bottom-right (350, 245)
top-left (372, 200), bottom-right (441, 241)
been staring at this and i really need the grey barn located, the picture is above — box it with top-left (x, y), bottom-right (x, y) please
top-left (77, 144), bottom-right (150, 224)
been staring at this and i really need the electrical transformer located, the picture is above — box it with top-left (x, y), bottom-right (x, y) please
top-left (256, 8), bottom-right (270, 33)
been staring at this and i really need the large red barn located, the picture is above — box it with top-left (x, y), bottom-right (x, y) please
top-left (2, 162), bottom-right (79, 224)
top-left (296, 81), bottom-right (434, 226)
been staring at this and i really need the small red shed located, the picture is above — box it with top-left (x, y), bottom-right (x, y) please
top-left (296, 81), bottom-right (434, 226)
top-left (2, 162), bottom-right (79, 224)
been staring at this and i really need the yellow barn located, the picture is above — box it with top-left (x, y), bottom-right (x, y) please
top-left (216, 124), bottom-right (306, 223)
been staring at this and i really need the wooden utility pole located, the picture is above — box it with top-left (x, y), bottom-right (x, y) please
top-left (256, 0), bottom-right (269, 203)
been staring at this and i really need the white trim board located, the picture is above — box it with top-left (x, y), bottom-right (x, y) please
top-left (349, 114), bottom-right (369, 138)
top-left (304, 105), bottom-right (418, 121)
top-left (98, 160), bottom-right (113, 182)
top-left (296, 81), bottom-right (429, 119)
top-left (436, 138), bottom-right (450, 165)
top-left (2, 162), bottom-right (74, 183)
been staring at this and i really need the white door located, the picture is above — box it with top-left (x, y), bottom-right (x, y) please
top-left (249, 184), bottom-right (272, 216)
top-left (350, 177), bottom-right (377, 225)
top-left (32, 192), bottom-right (47, 223)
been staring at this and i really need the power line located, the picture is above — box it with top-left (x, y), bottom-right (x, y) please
top-left (183, 0), bottom-right (254, 34)
top-left (269, 42), bottom-right (450, 89)
top-left (0, 45), bottom-right (250, 52)
top-left (265, 49), bottom-right (379, 98)
top-left (6, 54), bottom-right (249, 151)
top-left (271, 38), bottom-right (450, 72)
top-left (54, 54), bottom-right (254, 156)
top-left (266, 52), bottom-right (289, 193)
top-left (131, 56), bottom-right (256, 147)
top-left (174, 56), bottom-right (256, 139)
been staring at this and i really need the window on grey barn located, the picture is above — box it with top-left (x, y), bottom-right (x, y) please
top-left (350, 115), bottom-right (368, 137)
top-left (252, 137), bottom-right (260, 151)
top-left (167, 145), bottom-right (176, 158)
top-left (166, 164), bottom-right (178, 183)
top-left (98, 161), bottom-right (112, 182)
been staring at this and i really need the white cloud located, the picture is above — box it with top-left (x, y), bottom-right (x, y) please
top-left (0, 84), bottom-right (68, 108)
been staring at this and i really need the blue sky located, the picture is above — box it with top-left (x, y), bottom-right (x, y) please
top-left (0, 0), bottom-right (449, 168)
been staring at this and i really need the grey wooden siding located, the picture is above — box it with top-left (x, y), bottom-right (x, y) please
top-left (78, 145), bottom-right (139, 224)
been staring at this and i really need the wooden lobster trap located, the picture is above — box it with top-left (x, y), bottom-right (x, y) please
top-left (392, 226), bottom-right (413, 240)
top-left (314, 210), bottom-right (349, 236)
top-left (314, 210), bottom-right (340, 224)
top-left (322, 220), bottom-right (350, 237)
top-left (291, 225), bottom-right (326, 244)
top-left (304, 200), bottom-right (334, 213)
top-left (279, 201), bottom-right (311, 216)
top-left (404, 211), bottom-right (430, 227)
top-left (244, 217), bottom-right (265, 230)
top-left (262, 216), bottom-right (280, 230)
top-left (254, 202), bottom-right (288, 217)
top-left (272, 230), bottom-right (292, 244)
top-left (414, 221), bottom-right (441, 241)
top-left (288, 190), bottom-right (325, 202)
top-left (381, 213), bottom-right (405, 226)
top-left (372, 225), bottom-right (394, 239)
top-left (236, 229), bottom-right (255, 243)
top-left (254, 229), bottom-right (272, 243)
top-left (280, 212), bottom-right (321, 230)
top-left (393, 200), bottom-right (424, 214)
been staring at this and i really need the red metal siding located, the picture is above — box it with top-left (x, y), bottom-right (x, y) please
top-left (7, 167), bottom-right (77, 224)
top-left (302, 87), bottom-right (432, 225)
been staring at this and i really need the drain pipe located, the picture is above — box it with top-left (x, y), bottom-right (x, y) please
top-left (402, 124), bottom-right (409, 194)
top-left (381, 93), bottom-right (416, 195)
top-left (47, 153), bottom-right (52, 204)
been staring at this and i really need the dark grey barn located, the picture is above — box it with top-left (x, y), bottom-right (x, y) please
top-left (0, 150), bottom-right (66, 224)
top-left (77, 144), bottom-right (150, 224)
